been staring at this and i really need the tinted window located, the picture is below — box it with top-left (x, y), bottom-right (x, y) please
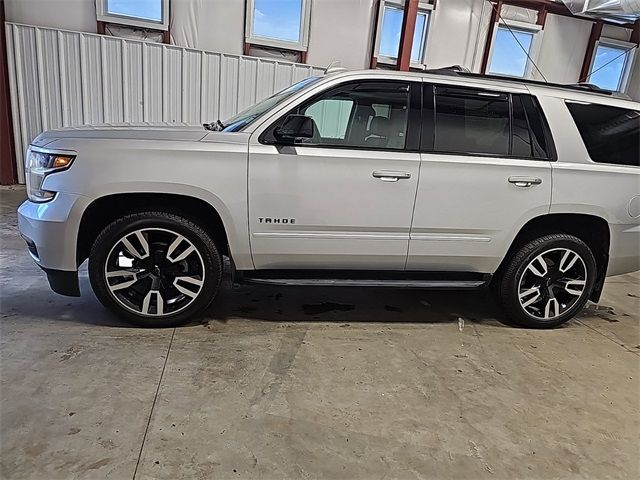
top-left (264, 81), bottom-right (411, 150)
top-left (566, 103), bottom-right (639, 167)
top-left (434, 87), bottom-right (510, 155)
top-left (512, 95), bottom-right (533, 157)
top-left (521, 95), bottom-right (552, 159)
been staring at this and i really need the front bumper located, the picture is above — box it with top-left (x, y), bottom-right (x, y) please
top-left (18, 192), bottom-right (92, 296)
top-left (40, 267), bottom-right (81, 297)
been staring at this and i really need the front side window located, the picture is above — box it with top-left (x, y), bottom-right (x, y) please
top-left (264, 81), bottom-right (412, 150)
top-left (246, 0), bottom-right (311, 51)
top-left (304, 99), bottom-right (355, 140)
top-left (588, 41), bottom-right (635, 92)
top-left (489, 25), bottom-right (538, 78)
top-left (566, 102), bottom-right (639, 167)
top-left (96, 0), bottom-right (168, 30)
top-left (376, 1), bottom-right (432, 66)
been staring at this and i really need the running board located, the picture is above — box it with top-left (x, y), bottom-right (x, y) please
top-left (239, 270), bottom-right (491, 289)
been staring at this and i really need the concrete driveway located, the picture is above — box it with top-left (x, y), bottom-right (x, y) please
top-left (1, 186), bottom-right (638, 479)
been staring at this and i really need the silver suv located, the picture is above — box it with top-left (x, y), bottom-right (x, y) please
top-left (18, 68), bottom-right (640, 328)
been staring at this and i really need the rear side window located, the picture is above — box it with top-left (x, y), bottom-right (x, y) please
top-left (566, 102), bottom-right (639, 167)
top-left (433, 87), bottom-right (510, 156)
top-left (426, 86), bottom-right (553, 159)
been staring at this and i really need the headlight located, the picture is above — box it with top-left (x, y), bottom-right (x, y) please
top-left (25, 148), bottom-right (75, 203)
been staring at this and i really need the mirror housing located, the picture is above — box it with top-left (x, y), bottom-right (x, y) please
top-left (274, 114), bottom-right (315, 143)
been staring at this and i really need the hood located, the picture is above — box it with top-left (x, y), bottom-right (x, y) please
top-left (31, 122), bottom-right (210, 147)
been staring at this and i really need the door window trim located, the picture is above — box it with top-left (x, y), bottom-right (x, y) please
top-left (420, 83), bottom-right (556, 161)
top-left (259, 80), bottom-right (423, 153)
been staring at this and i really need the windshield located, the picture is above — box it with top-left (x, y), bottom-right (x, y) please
top-left (220, 76), bottom-right (321, 132)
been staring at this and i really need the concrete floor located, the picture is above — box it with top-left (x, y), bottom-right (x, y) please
top-left (1, 186), bottom-right (639, 480)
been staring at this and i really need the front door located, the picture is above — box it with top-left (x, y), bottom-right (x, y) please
top-left (407, 84), bottom-right (553, 273)
top-left (248, 79), bottom-right (421, 270)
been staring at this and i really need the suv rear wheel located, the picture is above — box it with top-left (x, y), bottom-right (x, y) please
top-left (88, 211), bottom-right (222, 327)
top-left (498, 234), bottom-right (596, 328)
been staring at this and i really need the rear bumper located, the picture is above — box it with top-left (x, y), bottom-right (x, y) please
top-left (608, 223), bottom-right (640, 277)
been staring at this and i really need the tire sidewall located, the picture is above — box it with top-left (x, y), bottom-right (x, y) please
top-left (89, 213), bottom-right (221, 327)
top-left (504, 236), bottom-right (597, 328)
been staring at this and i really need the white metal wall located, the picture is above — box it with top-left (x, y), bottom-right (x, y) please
top-left (6, 22), bottom-right (324, 183)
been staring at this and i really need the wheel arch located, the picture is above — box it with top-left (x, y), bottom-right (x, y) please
top-left (77, 192), bottom-right (231, 266)
top-left (496, 213), bottom-right (610, 302)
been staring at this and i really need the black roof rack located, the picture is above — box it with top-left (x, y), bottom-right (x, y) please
top-left (423, 66), bottom-right (613, 96)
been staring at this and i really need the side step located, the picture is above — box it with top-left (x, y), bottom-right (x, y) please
top-left (238, 270), bottom-right (491, 289)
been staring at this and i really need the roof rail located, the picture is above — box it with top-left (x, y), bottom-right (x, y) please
top-left (423, 66), bottom-right (613, 96)
top-left (423, 65), bottom-right (471, 74)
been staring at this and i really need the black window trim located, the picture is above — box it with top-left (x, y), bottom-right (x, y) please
top-left (420, 82), bottom-right (557, 162)
top-left (258, 79), bottom-right (423, 153)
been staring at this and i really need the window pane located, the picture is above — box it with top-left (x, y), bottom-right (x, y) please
top-left (489, 27), bottom-right (534, 78)
top-left (379, 6), bottom-right (403, 58)
top-left (590, 44), bottom-right (628, 91)
top-left (300, 82), bottom-right (410, 150)
top-left (566, 103), bottom-right (639, 166)
top-left (305, 99), bottom-right (354, 139)
top-left (380, 7), bottom-right (428, 63)
top-left (434, 88), bottom-right (510, 156)
top-left (107, 0), bottom-right (162, 22)
top-left (512, 95), bottom-right (533, 157)
top-left (521, 95), bottom-right (552, 159)
top-left (411, 12), bottom-right (428, 63)
top-left (253, 0), bottom-right (303, 43)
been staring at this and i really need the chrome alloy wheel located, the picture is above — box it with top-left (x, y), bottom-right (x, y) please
top-left (517, 248), bottom-right (588, 320)
top-left (104, 228), bottom-right (206, 317)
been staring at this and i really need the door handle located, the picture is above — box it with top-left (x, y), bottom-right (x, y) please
top-left (508, 176), bottom-right (542, 187)
top-left (373, 171), bottom-right (411, 182)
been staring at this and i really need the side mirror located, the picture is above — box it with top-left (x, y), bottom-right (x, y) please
top-left (274, 114), bottom-right (315, 143)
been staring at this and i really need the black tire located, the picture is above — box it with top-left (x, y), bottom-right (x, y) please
top-left (498, 234), bottom-right (597, 329)
top-left (89, 211), bottom-right (222, 327)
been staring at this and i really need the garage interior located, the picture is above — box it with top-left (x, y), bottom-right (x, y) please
top-left (1, 0), bottom-right (640, 479)
top-left (2, 185), bottom-right (639, 479)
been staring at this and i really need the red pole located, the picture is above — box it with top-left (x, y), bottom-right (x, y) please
top-left (579, 20), bottom-right (603, 83)
top-left (397, 0), bottom-right (419, 71)
top-left (0, 0), bottom-right (18, 185)
top-left (480, 1), bottom-right (502, 74)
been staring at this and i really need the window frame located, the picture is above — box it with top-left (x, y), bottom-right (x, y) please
top-left (420, 83), bottom-right (556, 161)
top-left (259, 79), bottom-right (423, 153)
top-left (96, 0), bottom-right (169, 31)
top-left (487, 20), bottom-right (543, 80)
top-left (373, 0), bottom-right (433, 68)
top-left (245, 0), bottom-right (312, 52)
top-left (588, 38), bottom-right (637, 93)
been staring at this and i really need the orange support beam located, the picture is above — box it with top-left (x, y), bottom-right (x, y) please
top-left (0, 0), bottom-right (17, 185)
top-left (396, 0), bottom-right (419, 71)
top-left (480, 1), bottom-right (502, 73)
top-left (579, 20), bottom-right (603, 83)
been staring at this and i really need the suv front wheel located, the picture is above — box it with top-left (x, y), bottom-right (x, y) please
top-left (89, 211), bottom-right (222, 327)
top-left (498, 234), bottom-right (597, 328)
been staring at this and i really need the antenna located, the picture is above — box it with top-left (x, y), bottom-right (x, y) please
top-left (324, 61), bottom-right (348, 75)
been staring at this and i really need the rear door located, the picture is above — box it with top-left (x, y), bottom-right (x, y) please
top-left (407, 83), bottom-right (553, 273)
top-left (248, 79), bottom-right (422, 270)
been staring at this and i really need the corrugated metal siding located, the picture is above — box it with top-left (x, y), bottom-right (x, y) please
top-left (6, 23), bottom-right (325, 183)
